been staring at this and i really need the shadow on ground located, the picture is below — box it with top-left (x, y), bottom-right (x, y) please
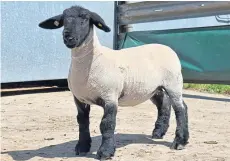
top-left (1, 133), bottom-right (171, 161)
top-left (183, 93), bottom-right (230, 102)
top-left (1, 87), bottom-right (69, 97)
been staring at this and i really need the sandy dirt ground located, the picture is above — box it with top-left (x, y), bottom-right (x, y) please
top-left (1, 89), bottom-right (230, 161)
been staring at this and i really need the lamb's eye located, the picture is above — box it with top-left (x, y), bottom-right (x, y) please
top-left (79, 13), bottom-right (89, 20)
top-left (79, 13), bottom-right (85, 18)
top-left (80, 18), bottom-right (88, 25)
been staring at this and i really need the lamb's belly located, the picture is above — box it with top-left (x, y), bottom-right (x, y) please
top-left (118, 94), bottom-right (153, 107)
top-left (118, 83), bottom-right (157, 107)
top-left (118, 67), bottom-right (160, 106)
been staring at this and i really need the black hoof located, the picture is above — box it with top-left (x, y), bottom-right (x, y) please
top-left (170, 132), bottom-right (189, 150)
top-left (96, 146), bottom-right (115, 160)
top-left (152, 128), bottom-right (166, 139)
top-left (170, 141), bottom-right (186, 150)
top-left (152, 131), bottom-right (164, 139)
top-left (75, 140), bottom-right (91, 156)
top-left (152, 135), bottom-right (163, 139)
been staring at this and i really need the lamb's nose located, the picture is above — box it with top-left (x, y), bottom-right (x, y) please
top-left (67, 36), bottom-right (74, 41)
top-left (64, 35), bottom-right (74, 43)
top-left (63, 30), bottom-right (73, 41)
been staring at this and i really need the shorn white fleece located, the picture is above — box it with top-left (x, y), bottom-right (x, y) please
top-left (68, 27), bottom-right (183, 107)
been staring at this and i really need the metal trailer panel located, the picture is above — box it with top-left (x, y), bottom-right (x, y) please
top-left (118, 1), bottom-right (230, 25)
top-left (1, 1), bottom-right (114, 83)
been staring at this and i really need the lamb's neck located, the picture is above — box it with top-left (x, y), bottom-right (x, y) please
top-left (71, 27), bottom-right (101, 61)
top-left (69, 27), bottom-right (102, 82)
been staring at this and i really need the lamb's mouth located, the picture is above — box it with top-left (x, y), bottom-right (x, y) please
top-left (66, 43), bottom-right (76, 49)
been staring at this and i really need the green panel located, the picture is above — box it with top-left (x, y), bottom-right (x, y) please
top-left (119, 25), bottom-right (230, 84)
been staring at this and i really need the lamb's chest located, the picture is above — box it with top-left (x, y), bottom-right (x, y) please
top-left (67, 63), bottom-right (123, 104)
top-left (67, 68), bottom-right (97, 104)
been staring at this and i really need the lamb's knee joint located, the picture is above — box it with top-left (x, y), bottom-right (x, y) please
top-left (97, 101), bottom-right (117, 160)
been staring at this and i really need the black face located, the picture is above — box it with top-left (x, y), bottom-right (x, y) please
top-left (62, 7), bottom-right (91, 48)
top-left (38, 6), bottom-right (111, 49)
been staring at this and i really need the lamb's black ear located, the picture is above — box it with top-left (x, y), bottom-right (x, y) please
top-left (38, 14), bottom-right (63, 29)
top-left (90, 12), bottom-right (111, 32)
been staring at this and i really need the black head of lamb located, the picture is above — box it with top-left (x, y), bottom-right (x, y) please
top-left (38, 6), bottom-right (111, 48)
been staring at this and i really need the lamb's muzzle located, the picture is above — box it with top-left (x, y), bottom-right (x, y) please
top-left (39, 5), bottom-right (189, 160)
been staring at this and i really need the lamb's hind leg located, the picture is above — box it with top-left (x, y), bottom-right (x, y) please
top-left (74, 97), bottom-right (91, 155)
top-left (165, 87), bottom-right (189, 150)
top-left (150, 88), bottom-right (172, 139)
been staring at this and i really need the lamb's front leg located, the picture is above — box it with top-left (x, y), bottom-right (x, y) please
top-left (96, 98), bottom-right (117, 160)
top-left (74, 97), bottom-right (91, 156)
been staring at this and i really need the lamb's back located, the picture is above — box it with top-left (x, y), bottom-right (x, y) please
top-left (111, 44), bottom-right (181, 72)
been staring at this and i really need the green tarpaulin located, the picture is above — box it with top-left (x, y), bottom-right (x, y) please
top-left (119, 25), bottom-right (230, 84)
